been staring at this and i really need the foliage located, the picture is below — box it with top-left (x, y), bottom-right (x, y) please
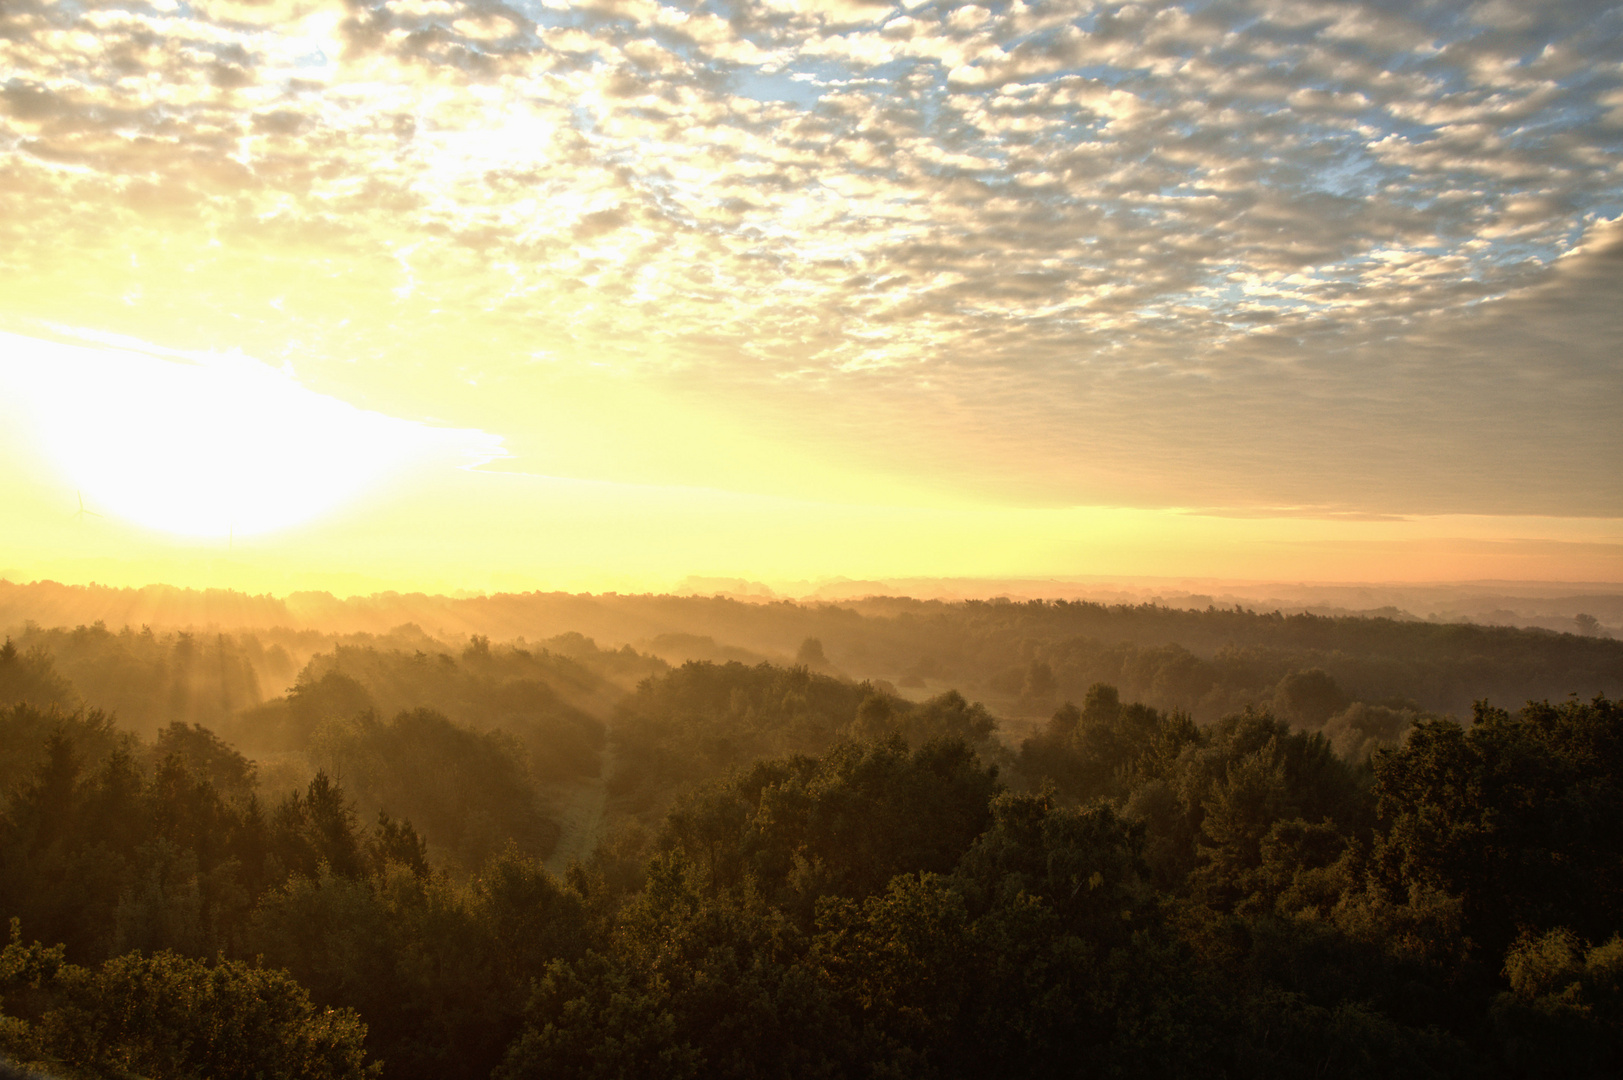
top-left (0, 922), bottom-right (375, 1080)
top-left (2, 625), bottom-right (266, 741)
top-left (0, 704), bottom-right (130, 804)
top-left (1369, 695), bottom-right (1623, 958)
top-left (661, 738), bottom-right (1000, 921)
top-left (3, 609), bottom-right (1622, 1080)
top-left (0, 641), bottom-right (76, 716)
top-left (309, 708), bottom-right (558, 871)
top-left (286, 644), bottom-right (607, 781)
top-left (612, 661), bottom-right (1002, 822)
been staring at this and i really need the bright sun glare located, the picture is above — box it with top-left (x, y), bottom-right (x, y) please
top-left (0, 331), bottom-right (504, 539)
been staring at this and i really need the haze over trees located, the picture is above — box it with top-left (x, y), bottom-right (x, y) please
top-left (4, 580), bottom-right (1617, 722)
top-left (2, 585), bottom-right (1620, 1078)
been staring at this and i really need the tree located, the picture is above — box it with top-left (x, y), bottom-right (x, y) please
top-left (0, 922), bottom-right (376, 1080)
top-left (1371, 696), bottom-right (1623, 958)
top-left (1272, 669), bottom-right (1348, 729)
top-left (795, 638), bottom-right (827, 667)
top-left (0, 642), bottom-right (76, 714)
top-left (661, 737), bottom-right (1000, 919)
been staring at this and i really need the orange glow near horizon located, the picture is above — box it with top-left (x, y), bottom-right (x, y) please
top-left (1, 386), bottom-right (1618, 601)
top-left (0, 2), bottom-right (1618, 597)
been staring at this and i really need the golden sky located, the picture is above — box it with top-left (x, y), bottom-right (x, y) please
top-left (1, 0), bottom-right (1620, 595)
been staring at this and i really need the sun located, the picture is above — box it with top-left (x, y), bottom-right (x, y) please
top-left (0, 330), bottom-right (503, 539)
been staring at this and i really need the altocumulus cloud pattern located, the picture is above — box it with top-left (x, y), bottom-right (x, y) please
top-left (1, 0), bottom-right (1620, 515)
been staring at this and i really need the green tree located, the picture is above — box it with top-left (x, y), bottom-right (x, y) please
top-left (0, 641), bottom-right (77, 714)
top-left (0, 922), bottom-right (375, 1080)
top-left (1371, 696), bottom-right (1623, 957)
top-left (662, 737), bottom-right (1000, 920)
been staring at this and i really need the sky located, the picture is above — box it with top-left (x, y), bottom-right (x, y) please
top-left (0, 0), bottom-right (1620, 596)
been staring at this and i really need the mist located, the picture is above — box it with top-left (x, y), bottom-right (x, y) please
top-left (5, 573), bottom-right (1622, 1077)
top-left (4, 0), bottom-right (1622, 1073)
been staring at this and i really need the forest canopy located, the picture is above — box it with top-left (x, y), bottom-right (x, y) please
top-left (2, 595), bottom-right (1620, 1078)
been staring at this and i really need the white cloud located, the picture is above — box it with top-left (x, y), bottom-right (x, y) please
top-left (0, 0), bottom-right (1618, 515)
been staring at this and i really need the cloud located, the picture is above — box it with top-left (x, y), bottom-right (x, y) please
top-left (0, 0), bottom-right (1617, 516)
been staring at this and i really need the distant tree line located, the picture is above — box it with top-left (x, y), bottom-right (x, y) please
top-left (8, 583), bottom-right (1621, 720)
